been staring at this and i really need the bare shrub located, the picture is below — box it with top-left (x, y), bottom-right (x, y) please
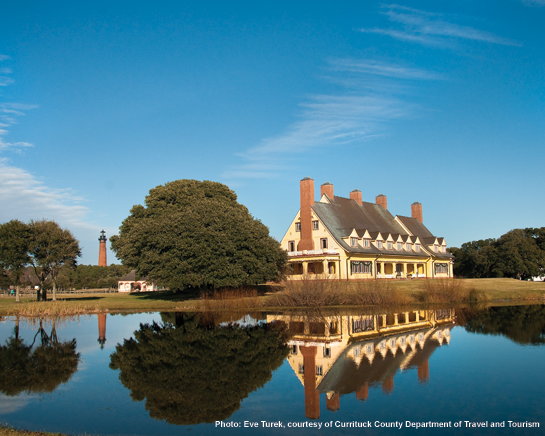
top-left (347, 280), bottom-right (412, 306)
top-left (415, 279), bottom-right (487, 303)
top-left (271, 274), bottom-right (341, 307)
top-left (199, 287), bottom-right (261, 310)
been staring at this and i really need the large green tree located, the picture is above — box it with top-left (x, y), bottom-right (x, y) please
top-left (28, 220), bottom-right (81, 301)
top-left (109, 312), bottom-right (289, 425)
top-left (0, 220), bottom-right (32, 302)
top-left (110, 180), bottom-right (287, 290)
top-left (451, 227), bottom-right (545, 279)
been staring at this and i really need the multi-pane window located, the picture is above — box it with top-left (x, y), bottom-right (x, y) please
top-left (397, 242), bottom-right (402, 250)
top-left (415, 244), bottom-right (420, 252)
top-left (435, 263), bottom-right (448, 274)
top-left (387, 241), bottom-right (393, 250)
top-left (442, 246), bottom-right (446, 253)
top-left (351, 261), bottom-right (372, 274)
top-left (377, 241), bottom-right (383, 249)
top-left (316, 366), bottom-right (323, 376)
top-left (295, 222), bottom-right (301, 232)
top-left (352, 316), bottom-right (374, 333)
top-left (350, 237), bottom-right (358, 247)
top-left (298, 364), bottom-right (304, 374)
top-left (434, 244), bottom-right (439, 252)
top-left (406, 243), bottom-right (411, 251)
top-left (312, 220), bottom-right (319, 230)
top-left (363, 239), bottom-right (370, 248)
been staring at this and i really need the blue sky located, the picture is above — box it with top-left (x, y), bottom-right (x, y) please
top-left (1, 1), bottom-right (544, 265)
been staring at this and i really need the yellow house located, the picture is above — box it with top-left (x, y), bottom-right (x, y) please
top-left (281, 177), bottom-right (453, 280)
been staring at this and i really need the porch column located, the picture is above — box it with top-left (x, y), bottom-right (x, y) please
top-left (380, 262), bottom-right (385, 278)
top-left (322, 260), bottom-right (327, 275)
top-left (393, 262), bottom-right (397, 277)
top-left (403, 263), bottom-right (407, 278)
top-left (303, 262), bottom-right (308, 274)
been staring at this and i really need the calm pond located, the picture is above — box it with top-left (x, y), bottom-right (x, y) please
top-left (1, 304), bottom-right (544, 435)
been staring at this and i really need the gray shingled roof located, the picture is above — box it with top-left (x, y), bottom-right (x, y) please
top-left (312, 196), bottom-right (449, 257)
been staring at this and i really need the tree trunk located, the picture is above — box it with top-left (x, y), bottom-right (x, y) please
top-left (52, 281), bottom-right (57, 301)
top-left (42, 287), bottom-right (47, 301)
top-left (36, 287), bottom-right (41, 301)
top-left (15, 285), bottom-right (20, 303)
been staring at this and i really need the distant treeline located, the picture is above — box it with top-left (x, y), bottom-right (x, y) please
top-left (57, 264), bottom-right (134, 290)
top-left (1, 264), bottom-right (135, 291)
top-left (449, 227), bottom-right (545, 280)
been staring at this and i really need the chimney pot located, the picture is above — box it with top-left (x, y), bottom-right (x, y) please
top-left (350, 189), bottom-right (362, 206)
top-left (411, 202), bottom-right (423, 223)
top-left (376, 194), bottom-right (387, 210)
top-left (321, 182), bottom-right (334, 200)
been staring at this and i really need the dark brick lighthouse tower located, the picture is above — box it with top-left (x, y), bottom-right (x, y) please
top-left (98, 230), bottom-right (107, 267)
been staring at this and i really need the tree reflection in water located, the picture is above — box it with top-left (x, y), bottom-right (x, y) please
top-left (460, 304), bottom-right (545, 345)
top-left (109, 311), bottom-right (289, 425)
top-left (0, 317), bottom-right (80, 396)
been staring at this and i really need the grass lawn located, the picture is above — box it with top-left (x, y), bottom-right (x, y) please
top-left (0, 278), bottom-right (543, 316)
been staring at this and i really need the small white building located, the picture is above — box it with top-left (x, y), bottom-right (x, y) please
top-left (118, 270), bottom-right (158, 292)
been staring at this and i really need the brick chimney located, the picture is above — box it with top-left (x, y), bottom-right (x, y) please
top-left (376, 194), bottom-right (387, 210)
top-left (320, 182), bottom-right (334, 200)
top-left (300, 346), bottom-right (320, 419)
top-left (411, 202), bottom-right (423, 223)
top-left (418, 358), bottom-right (429, 383)
top-left (382, 376), bottom-right (394, 394)
top-left (298, 177), bottom-right (315, 251)
top-left (356, 383), bottom-right (369, 401)
top-left (98, 230), bottom-right (107, 267)
top-left (326, 393), bottom-right (340, 412)
top-left (350, 189), bottom-right (362, 206)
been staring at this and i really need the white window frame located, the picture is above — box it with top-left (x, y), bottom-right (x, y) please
top-left (397, 242), bottom-right (402, 250)
top-left (312, 220), bottom-right (319, 230)
top-left (377, 241), bottom-right (383, 249)
top-left (363, 239), bottom-right (370, 248)
top-left (415, 244), bottom-right (420, 252)
top-left (406, 243), bottom-right (411, 251)
top-left (350, 237), bottom-right (358, 247)
top-left (295, 222), bottom-right (301, 232)
top-left (387, 241), bottom-right (393, 250)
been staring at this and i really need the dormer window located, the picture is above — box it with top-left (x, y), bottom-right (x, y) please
top-left (387, 241), bottom-right (393, 250)
top-left (406, 243), bottom-right (411, 251)
top-left (434, 244), bottom-right (438, 252)
top-left (350, 237), bottom-right (358, 247)
top-left (363, 239), bottom-right (370, 248)
top-left (397, 242), bottom-right (402, 250)
top-left (377, 241), bottom-right (383, 249)
top-left (312, 220), bottom-right (319, 230)
top-left (295, 222), bottom-right (301, 232)
top-left (442, 246), bottom-right (446, 253)
top-left (415, 244), bottom-right (420, 252)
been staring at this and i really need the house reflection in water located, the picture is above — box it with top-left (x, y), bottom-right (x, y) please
top-left (267, 309), bottom-right (455, 419)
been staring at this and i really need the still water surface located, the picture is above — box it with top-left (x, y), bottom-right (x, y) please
top-left (1, 305), bottom-right (544, 435)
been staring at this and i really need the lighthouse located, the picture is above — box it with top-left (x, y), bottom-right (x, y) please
top-left (98, 230), bottom-right (107, 267)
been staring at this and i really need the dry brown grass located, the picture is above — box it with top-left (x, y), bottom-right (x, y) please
top-left (271, 275), bottom-right (413, 307)
top-left (346, 279), bottom-right (413, 305)
top-left (198, 287), bottom-right (264, 310)
top-left (414, 279), bottom-right (488, 304)
top-left (0, 425), bottom-right (69, 436)
top-left (271, 275), bottom-right (341, 307)
top-left (6, 301), bottom-right (102, 317)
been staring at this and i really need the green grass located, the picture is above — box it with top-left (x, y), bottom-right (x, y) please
top-left (1, 278), bottom-right (543, 316)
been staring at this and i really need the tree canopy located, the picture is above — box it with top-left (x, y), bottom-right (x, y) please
top-left (109, 312), bottom-right (289, 425)
top-left (450, 227), bottom-right (545, 280)
top-left (110, 180), bottom-right (288, 290)
top-left (0, 220), bottom-right (32, 301)
top-left (0, 319), bottom-right (80, 396)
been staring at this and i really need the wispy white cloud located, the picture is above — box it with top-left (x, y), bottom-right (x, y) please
top-left (0, 103), bottom-right (38, 153)
top-left (522, 0), bottom-right (545, 6)
top-left (222, 58), bottom-right (432, 180)
top-left (0, 54), bottom-right (10, 61)
top-left (359, 4), bottom-right (521, 47)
